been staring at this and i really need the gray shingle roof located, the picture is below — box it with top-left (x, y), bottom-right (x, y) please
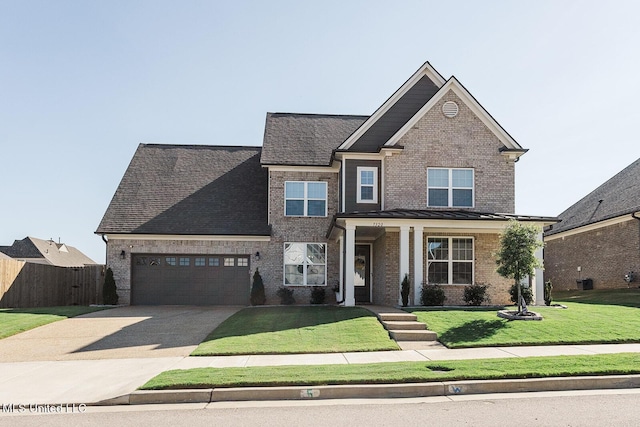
top-left (546, 158), bottom-right (640, 236)
top-left (96, 144), bottom-right (270, 235)
top-left (260, 113), bottom-right (367, 166)
top-left (0, 237), bottom-right (97, 267)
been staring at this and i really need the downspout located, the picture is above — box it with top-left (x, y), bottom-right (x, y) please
top-left (100, 234), bottom-right (108, 267)
top-left (333, 223), bottom-right (347, 304)
top-left (632, 213), bottom-right (640, 280)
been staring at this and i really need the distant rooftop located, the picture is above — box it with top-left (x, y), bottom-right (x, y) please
top-left (0, 237), bottom-right (98, 267)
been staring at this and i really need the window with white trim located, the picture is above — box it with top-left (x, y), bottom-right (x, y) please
top-left (357, 167), bottom-right (378, 203)
top-left (285, 181), bottom-right (327, 217)
top-left (283, 243), bottom-right (326, 286)
top-left (427, 237), bottom-right (474, 284)
top-left (427, 168), bottom-right (474, 208)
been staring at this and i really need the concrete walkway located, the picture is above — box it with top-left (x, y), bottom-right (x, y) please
top-left (2, 305), bottom-right (640, 406)
top-left (2, 343), bottom-right (640, 405)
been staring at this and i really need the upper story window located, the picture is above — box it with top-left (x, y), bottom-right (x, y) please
top-left (427, 168), bottom-right (474, 208)
top-left (357, 167), bottom-right (378, 203)
top-left (285, 181), bottom-right (327, 217)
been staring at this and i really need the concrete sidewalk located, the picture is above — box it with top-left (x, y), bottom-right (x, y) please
top-left (2, 343), bottom-right (640, 405)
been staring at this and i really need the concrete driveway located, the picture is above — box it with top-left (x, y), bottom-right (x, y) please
top-left (0, 305), bottom-right (241, 362)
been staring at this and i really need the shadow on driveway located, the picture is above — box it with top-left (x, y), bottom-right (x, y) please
top-left (0, 305), bottom-right (241, 362)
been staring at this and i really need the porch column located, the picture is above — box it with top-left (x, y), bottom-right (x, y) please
top-left (399, 225), bottom-right (410, 306)
top-left (344, 224), bottom-right (356, 307)
top-left (337, 234), bottom-right (344, 303)
top-left (534, 231), bottom-right (545, 305)
top-left (413, 225), bottom-right (423, 306)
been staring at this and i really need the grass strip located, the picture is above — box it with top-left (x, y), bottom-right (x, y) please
top-left (0, 306), bottom-right (108, 339)
top-left (192, 306), bottom-right (398, 356)
top-left (141, 353), bottom-right (640, 390)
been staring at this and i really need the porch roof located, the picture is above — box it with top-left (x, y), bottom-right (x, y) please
top-left (337, 209), bottom-right (558, 222)
top-left (327, 209), bottom-right (559, 238)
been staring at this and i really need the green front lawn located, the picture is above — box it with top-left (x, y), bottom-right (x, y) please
top-left (409, 289), bottom-right (640, 348)
top-left (141, 352), bottom-right (640, 390)
top-left (0, 306), bottom-right (108, 339)
top-left (191, 306), bottom-right (399, 356)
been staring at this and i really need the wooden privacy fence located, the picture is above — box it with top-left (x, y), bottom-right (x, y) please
top-left (0, 259), bottom-right (104, 308)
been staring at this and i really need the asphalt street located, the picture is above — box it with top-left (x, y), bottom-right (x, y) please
top-left (2, 389), bottom-right (640, 426)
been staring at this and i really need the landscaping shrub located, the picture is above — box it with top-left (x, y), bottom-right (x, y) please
top-left (400, 274), bottom-right (410, 307)
top-left (276, 287), bottom-right (296, 305)
top-left (544, 280), bottom-right (553, 306)
top-left (463, 283), bottom-right (489, 306)
top-left (310, 287), bottom-right (326, 304)
top-left (250, 269), bottom-right (266, 306)
top-left (102, 267), bottom-right (118, 305)
top-left (420, 282), bottom-right (446, 306)
top-left (509, 283), bottom-right (533, 305)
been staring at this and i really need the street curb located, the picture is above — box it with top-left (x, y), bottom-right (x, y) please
top-left (100, 374), bottom-right (640, 405)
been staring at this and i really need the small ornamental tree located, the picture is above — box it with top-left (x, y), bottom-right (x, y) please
top-left (495, 220), bottom-right (543, 314)
top-left (250, 269), bottom-right (266, 306)
top-left (103, 267), bottom-right (118, 305)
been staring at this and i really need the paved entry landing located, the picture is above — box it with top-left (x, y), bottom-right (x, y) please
top-left (363, 305), bottom-right (444, 350)
top-left (0, 305), bottom-right (241, 362)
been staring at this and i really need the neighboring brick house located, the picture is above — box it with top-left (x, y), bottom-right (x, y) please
top-left (0, 236), bottom-right (98, 267)
top-left (96, 61), bottom-right (556, 306)
top-left (544, 158), bottom-right (640, 290)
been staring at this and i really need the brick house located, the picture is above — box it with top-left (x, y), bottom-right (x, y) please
top-left (96, 61), bottom-right (556, 306)
top-left (544, 158), bottom-right (640, 290)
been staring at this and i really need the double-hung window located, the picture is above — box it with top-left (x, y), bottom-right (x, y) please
top-left (357, 167), bottom-right (378, 203)
top-left (285, 181), bottom-right (327, 217)
top-left (283, 243), bottom-right (326, 286)
top-left (427, 237), bottom-right (474, 284)
top-left (427, 168), bottom-right (474, 208)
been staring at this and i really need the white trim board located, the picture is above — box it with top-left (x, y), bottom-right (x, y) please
top-left (384, 77), bottom-right (523, 151)
top-left (544, 214), bottom-right (636, 242)
top-left (104, 234), bottom-right (271, 242)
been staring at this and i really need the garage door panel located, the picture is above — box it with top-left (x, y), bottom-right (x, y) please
top-left (131, 254), bottom-right (250, 305)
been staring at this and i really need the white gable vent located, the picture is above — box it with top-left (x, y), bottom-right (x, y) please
top-left (442, 101), bottom-right (459, 118)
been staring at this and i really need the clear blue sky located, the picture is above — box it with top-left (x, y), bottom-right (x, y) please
top-left (2, 0), bottom-right (639, 263)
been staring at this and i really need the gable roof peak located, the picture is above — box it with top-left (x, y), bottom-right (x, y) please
top-left (338, 61), bottom-right (447, 151)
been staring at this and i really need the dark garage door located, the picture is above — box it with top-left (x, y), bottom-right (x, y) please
top-left (131, 254), bottom-right (250, 305)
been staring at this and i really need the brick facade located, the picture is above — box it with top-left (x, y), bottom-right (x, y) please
top-left (107, 238), bottom-right (270, 305)
top-left (366, 230), bottom-right (513, 307)
top-left (104, 68), bottom-right (533, 308)
top-left (385, 91), bottom-right (515, 213)
top-left (544, 218), bottom-right (640, 290)
top-left (265, 170), bottom-right (340, 304)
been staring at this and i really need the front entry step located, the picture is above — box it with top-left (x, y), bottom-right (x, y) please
top-left (383, 321), bottom-right (426, 330)
top-left (388, 329), bottom-right (438, 341)
top-left (363, 305), bottom-right (438, 343)
top-left (377, 312), bottom-right (418, 322)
